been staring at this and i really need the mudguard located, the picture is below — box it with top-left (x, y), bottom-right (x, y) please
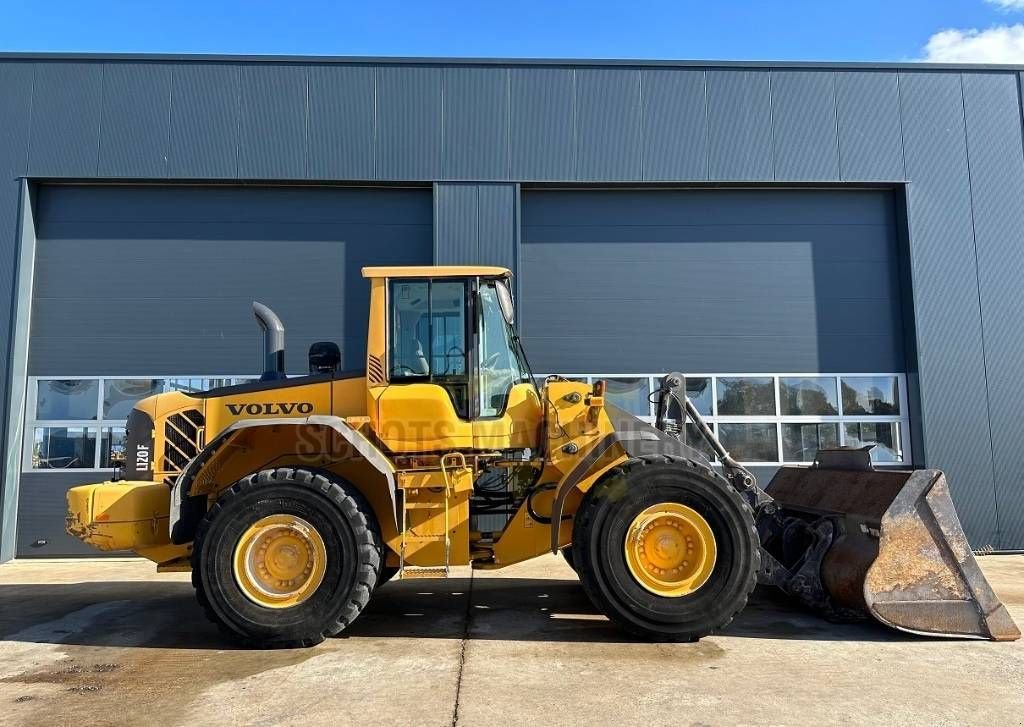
top-left (169, 415), bottom-right (397, 544)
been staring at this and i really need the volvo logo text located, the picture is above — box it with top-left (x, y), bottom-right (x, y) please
top-left (226, 402), bottom-right (314, 416)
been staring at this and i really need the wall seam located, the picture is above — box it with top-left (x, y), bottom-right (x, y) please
top-left (831, 71), bottom-right (843, 180)
top-left (95, 63), bottom-right (106, 176)
top-left (702, 69), bottom-right (710, 180)
top-left (638, 69), bottom-right (644, 181)
top-left (164, 65), bottom-right (174, 177)
top-left (958, 72), bottom-right (1003, 548)
top-left (768, 69), bottom-right (777, 181)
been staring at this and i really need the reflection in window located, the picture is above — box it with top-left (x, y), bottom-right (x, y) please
top-left (32, 427), bottom-right (96, 469)
top-left (685, 377), bottom-right (713, 416)
top-left (782, 423), bottom-right (838, 462)
top-left (100, 427), bottom-right (126, 468)
top-left (717, 377), bottom-right (775, 416)
top-left (603, 377), bottom-right (651, 416)
top-left (780, 377), bottom-right (838, 416)
top-left (719, 423), bottom-right (778, 462)
top-left (36, 380), bottom-right (98, 420)
top-left (842, 376), bottom-right (900, 415)
top-left (104, 379), bottom-right (163, 419)
top-left (684, 422), bottom-right (717, 462)
top-left (845, 422), bottom-right (902, 462)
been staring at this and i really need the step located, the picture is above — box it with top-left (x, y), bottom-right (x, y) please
top-left (399, 567), bottom-right (449, 580)
top-left (403, 502), bottom-right (446, 510)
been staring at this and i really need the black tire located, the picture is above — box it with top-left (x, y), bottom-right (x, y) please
top-left (192, 467), bottom-right (382, 648)
top-left (573, 455), bottom-right (758, 642)
top-left (561, 546), bottom-right (577, 573)
top-left (377, 566), bottom-right (400, 588)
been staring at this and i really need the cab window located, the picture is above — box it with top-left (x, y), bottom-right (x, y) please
top-left (389, 279), bottom-right (469, 417)
top-left (478, 281), bottom-right (531, 417)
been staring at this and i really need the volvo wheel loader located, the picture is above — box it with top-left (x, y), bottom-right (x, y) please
top-left (65, 266), bottom-right (1019, 647)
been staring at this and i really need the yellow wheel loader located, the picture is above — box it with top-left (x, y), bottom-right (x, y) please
top-left (65, 266), bottom-right (1019, 647)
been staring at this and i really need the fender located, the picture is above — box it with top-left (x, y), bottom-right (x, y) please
top-left (169, 415), bottom-right (397, 544)
top-left (547, 404), bottom-right (712, 552)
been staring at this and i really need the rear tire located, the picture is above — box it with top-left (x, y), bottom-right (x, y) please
top-left (192, 468), bottom-right (381, 648)
top-left (574, 456), bottom-right (758, 642)
top-left (561, 546), bottom-right (577, 573)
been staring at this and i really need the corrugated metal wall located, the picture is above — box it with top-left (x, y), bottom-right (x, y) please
top-left (1, 57), bottom-right (1024, 549)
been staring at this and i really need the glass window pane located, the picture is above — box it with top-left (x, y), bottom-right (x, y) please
top-left (841, 376), bottom-right (900, 415)
top-left (431, 281), bottom-right (467, 377)
top-left (683, 422), bottom-right (717, 462)
top-left (603, 377), bottom-right (651, 416)
top-left (31, 427), bottom-right (96, 469)
top-left (844, 422), bottom-right (903, 462)
top-left (717, 377), bottom-right (776, 416)
top-left (718, 423), bottom-right (779, 462)
top-left (780, 377), bottom-right (839, 416)
top-left (103, 379), bottom-right (164, 419)
top-left (685, 377), bottom-right (713, 416)
top-left (782, 423), bottom-right (839, 462)
top-left (99, 427), bottom-right (126, 468)
top-left (35, 380), bottom-right (98, 420)
top-left (478, 283), bottom-right (519, 417)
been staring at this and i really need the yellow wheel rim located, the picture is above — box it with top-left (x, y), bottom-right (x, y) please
top-left (233, 514), bottom-right (327, 609)
top-left (624, 503), bottom-right (717, 597)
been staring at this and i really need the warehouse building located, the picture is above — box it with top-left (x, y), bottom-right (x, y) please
top-left (0, 53), bottom-right (1022, 560)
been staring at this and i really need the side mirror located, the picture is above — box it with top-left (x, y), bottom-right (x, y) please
top-left (308, 341), bottom-right (341, 374)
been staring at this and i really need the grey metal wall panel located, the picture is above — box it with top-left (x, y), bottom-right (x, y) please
top-left (706, 70), bottom-right (773, 181)
top-left (168, 63), bottom-right (240, 178)
top-left (239, 65), bottom-right (307, 179)
top-left (509, 68), bottom-right (575, 181)
top-left (962, 72), bottom-right (1024, 549)
top-left (771, 70), bottom-right (840, 181)
top-left (97, 63), bottom-right (172, 178)
top-left (835, 71), bottom-right (905, 181)
top-left (376, 66), bottom-right (442, 180)
top-left (443, 67), bottom-right (509, 180)
top-left (477, 184), bottom-right (517, 270)
top-left (521, 189), bottom-right (902, 373)
top-left (28, 63), bottom-right (103, 177)
top-left (434, 183), bottom-right (516, 269)
top-left (307, 65), bottom-right (375, 180)
top-left (899, 71), bottom-right (997, 547)
top-left (641, 69), bottom-right (708, 181)
top-left (0, 63), bottom-right (33, 180)
top-left (29, 185), bottom-right (432, 376)
top-left (17, 472), bottom-right (124, 557)
top-left (576, 69), bottom-right (641, 181)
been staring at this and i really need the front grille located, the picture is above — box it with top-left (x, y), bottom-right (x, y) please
top-left (163, 409), bottom-right (205, 476)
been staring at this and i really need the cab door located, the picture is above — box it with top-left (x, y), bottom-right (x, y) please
top-left (373, 278), bottom-right (474, 452)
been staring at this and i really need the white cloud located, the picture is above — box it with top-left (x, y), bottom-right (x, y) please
top-left (987, 0), bottom-right (1024, 11)
top-left (922, 24), bottom-right (1024, 62)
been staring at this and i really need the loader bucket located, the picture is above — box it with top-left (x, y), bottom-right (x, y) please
top-left (765, 457), bottom-right (1020, 641)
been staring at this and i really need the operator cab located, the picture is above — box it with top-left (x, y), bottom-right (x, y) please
top-left (363, 266), bottom-right (542, 453)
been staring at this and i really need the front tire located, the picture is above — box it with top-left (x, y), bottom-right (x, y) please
top-left (573, 456), bottom-right (758, 642)
top-left (192, 468), bottom-right (381, 648)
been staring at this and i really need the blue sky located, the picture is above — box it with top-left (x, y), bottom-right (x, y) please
top-left (2, 0), bottom-right (1024, 63)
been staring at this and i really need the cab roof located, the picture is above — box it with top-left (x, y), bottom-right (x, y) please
top-left (362, 265), bottom-right (512, 279)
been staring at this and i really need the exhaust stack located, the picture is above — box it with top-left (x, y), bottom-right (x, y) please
top-left (253, 301), bottom-right (286, 380)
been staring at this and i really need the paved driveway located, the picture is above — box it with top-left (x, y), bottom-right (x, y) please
top-left (0, 555), bottom-right (1021, 726)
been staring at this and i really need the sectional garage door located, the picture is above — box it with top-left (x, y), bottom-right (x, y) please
top-left (520, 188), bottom-right (906, 375)
top-left (19, 184), bottom-right (432, 556)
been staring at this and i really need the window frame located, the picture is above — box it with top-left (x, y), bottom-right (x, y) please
top-left (23, 375), bottom-right (253, 473)
top-left (534, 372), bottom-right (912, 467)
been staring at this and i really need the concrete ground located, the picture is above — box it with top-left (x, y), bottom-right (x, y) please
top-left (0, 556), bottom-right (1021, 727)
